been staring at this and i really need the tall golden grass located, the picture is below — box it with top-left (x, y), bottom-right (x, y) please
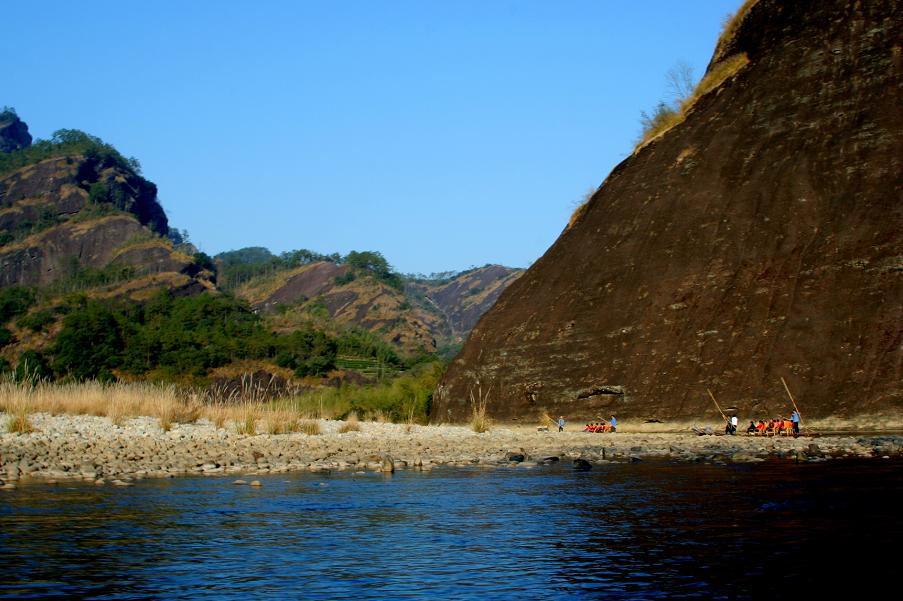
top-left (632, 0), bottom-right (758, 152)
top-left (713, 0), bottom-right (759, 63)
top-left (338, 411), bottom-right (361, 433)
top-left (469, 382), bottom-right (492, 433)
top-left (234, 403), bottom-right (261, 435)
top-left (0, 379), bottom-right (308, 434)
top-left (0, 362), bottom-right (443, 433)
top-left (567, 186), bottom-right (598, 230)
top-left (635, 52), bottom-right (749, 151)
top-left (0, 379), bottom-right (189, 423)
top-left (300, 420), bottom-right (321, 436)
top-left (0, 378), bottom-right (352, 436)
top-left (3, 392), bottom-right (35, 434)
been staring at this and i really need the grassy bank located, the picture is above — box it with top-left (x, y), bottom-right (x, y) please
top-left (0, 361), bottom-right (444, 434)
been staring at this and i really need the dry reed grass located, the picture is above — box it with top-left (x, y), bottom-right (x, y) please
top-left (634, 0), bottom-right (755, 156)
top-left (469, 382), bottom-right (492, 433)
top-left (338, 412), bottom-right (361, 433)
top-left (7, 412), bottom-right (35, 434)
top-left (300, 420), bottom-right (321, 436)
top-left (567, 187), bottom-right (597, 230)
top-left (713, 0), bottom-right (759, 63)
top-left (205, 401), bottom-right (230, 429)
top-left (4, 394), bottom-right (36, 434)
top-left (634, 51), bottom-right (749, 151)
top-left (567, 200), bottom-right (591, 230)
top-left (0, 379), bottom-right (198, 425)
top-left (0, 379), bottom-right (309, 435)
top-left (234, 403), bottom-right (261, 435)
top-left (684, 53), bottom-right (750, 108)
top-left (264, 409), bottom-right (304, 435)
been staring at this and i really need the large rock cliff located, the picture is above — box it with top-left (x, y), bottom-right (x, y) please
top-left (435, 0), bottom-right (902, 422)
top-left (0, 117), bottom-right (208, 294)
top-left (0, 113), bottom-right (32, 153)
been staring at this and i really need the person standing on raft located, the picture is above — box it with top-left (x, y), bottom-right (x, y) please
top-left (610, 415), bottom-right (617, 433)
top-left (791, 409), bottom-right (801, 436)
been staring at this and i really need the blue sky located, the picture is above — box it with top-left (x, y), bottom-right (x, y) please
top-left (5, 0), bottom-right (740, 275)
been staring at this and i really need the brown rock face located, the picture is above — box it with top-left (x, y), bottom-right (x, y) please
top-left (238, 261), bottom-right (443, 354)
top-left (255, 262), bottom-right (350, 309)
top-left (410, 265), bottom-right (523, 343)
top-left (0, 156), bottom-right (167, 236)
top-left (436, 0), bottom-right (903, 422)
top-left (1, 152), bottom-right (201, 292)
top-left (0, 115), bottom-right (32, 153)
top-left (234, 262), bottom-right (523, 355)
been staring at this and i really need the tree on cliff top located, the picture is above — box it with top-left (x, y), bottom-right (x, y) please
top-left (345, 250), bottom-right (404, 290)
top-left (0, 106), bottom-right (18, 123)
top-left (0, 126), bottom-right (144, 179)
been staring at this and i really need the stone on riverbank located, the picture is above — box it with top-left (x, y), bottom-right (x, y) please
top-left (2, 413), bottom-right (902, 485)
top-left (506, 452), bottom-right (525, 463)
top-left (380, 455), bottom-right (395, 473)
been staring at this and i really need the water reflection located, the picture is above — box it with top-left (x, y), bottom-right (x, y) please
top-left (1, 460), bottom-right (901, 599)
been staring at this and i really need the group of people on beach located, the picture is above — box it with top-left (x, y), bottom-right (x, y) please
top-left (742, 410), bottom-right (800, 436)
top-left (553, 415), bottom-right (619, 433)
top-left (580, 416), bottom-right (617, 433)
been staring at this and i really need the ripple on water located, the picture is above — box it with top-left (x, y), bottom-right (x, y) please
top-left (1, 459), bottom-right (902, 599)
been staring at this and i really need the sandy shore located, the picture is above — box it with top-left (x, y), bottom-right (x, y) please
top-left (2, 413), bottom-right (902, 487)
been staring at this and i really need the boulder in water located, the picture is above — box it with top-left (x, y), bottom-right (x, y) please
top-left (573, 458), bottom-right (592, 471)
top-left (380, 454), bottom-right (395, 473)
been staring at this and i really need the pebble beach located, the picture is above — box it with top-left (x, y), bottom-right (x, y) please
top-left (3, 413), bottom-right (903, 489)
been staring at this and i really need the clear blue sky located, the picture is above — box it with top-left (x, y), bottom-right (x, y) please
top-left (5, 0), bottom-right (740, 275)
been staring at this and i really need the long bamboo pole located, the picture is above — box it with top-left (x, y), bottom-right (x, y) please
top-left (780, 377), bottom-right (801, 415)
top-left (707, 388), bottom-right (727, 421)
top-left (780, 376), bottom-right (804, 435)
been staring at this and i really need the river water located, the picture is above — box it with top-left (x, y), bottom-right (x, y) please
top-left (1, 458), bottom-right (900, 600)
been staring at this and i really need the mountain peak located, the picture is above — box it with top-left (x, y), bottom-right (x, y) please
top-left (0, 107), bottom-right (32, 153)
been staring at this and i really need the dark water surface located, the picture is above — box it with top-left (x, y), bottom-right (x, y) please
top-left (2, 459), bottom-right (900, 600)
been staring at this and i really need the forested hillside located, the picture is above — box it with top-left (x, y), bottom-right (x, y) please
top-left (0, 109), bottom-right (521, 422)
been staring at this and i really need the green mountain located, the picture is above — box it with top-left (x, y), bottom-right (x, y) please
top-left (0, 110), bottom-right (522, 388)
top-left (216, 247), bottom-right (522, 357)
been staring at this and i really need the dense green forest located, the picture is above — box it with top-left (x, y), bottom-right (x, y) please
top-left (0, 286), bottom-right (424, 384)
top-left (216, 247), bottom-right (404, 290)
top-left (0, 110), bottom-right (457, 422)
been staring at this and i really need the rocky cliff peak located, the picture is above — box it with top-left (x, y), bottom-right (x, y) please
top-left (0, 116), bottom-right (206, 294)
top-left (435, 0), bottom-right (903, 422)
top-left (0, 109), bottom-right (32, 153)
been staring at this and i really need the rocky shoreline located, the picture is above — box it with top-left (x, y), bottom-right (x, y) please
top-left (2, 413), bottom-right (902, 488)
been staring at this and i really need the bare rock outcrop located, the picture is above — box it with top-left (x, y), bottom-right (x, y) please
top-left (0, 112), bottom-right (32, 153)
top-left (409, 265), bottom-right (523, 342)
top-left (436, 0), bottom-right (903, 421)
top-left (0, 118), bottom-right (206, 293)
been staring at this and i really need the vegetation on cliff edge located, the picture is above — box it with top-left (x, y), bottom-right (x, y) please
top-left (0, 128), bottom-right (143, 180)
